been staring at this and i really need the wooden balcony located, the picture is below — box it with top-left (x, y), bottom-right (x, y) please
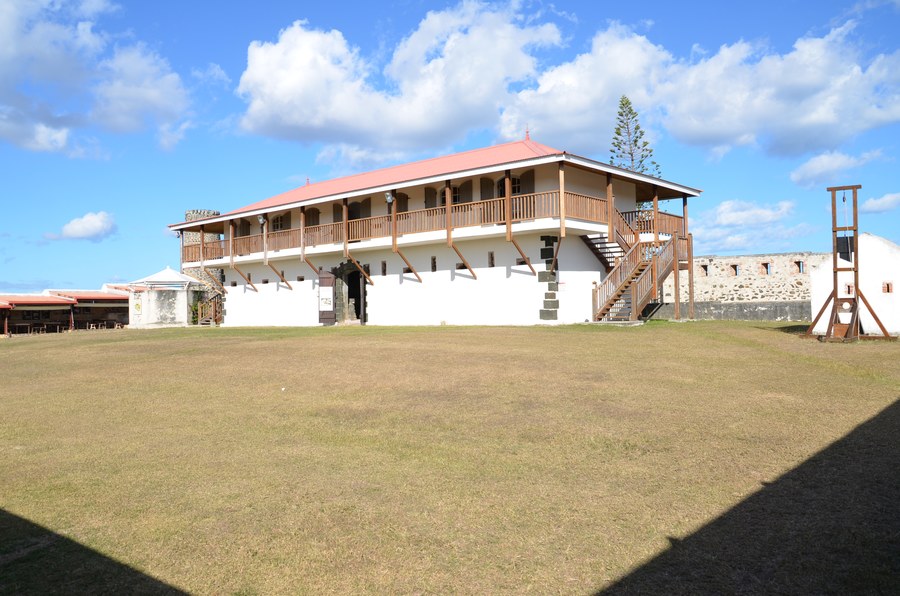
top-left (181, 191), bottom-right (684, 265)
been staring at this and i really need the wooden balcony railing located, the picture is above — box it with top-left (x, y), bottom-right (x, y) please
top-left (306, 222), bottom-right (344, 247)
top-left (621, 210), bottom-right (684, 237)
top-left (269, 228), bottom-right (301, 252)
top-left (564, 192), bottom-right (605, 223)
top-left (182, 191), bottom-right (680, 264)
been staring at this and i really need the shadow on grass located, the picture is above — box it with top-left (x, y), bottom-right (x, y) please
top-left (599, 398), bottom-right (900, 595)
top-left (758, 323), bottom-right (810, 335)
top-left (0, 509), bottom-right (184, 595)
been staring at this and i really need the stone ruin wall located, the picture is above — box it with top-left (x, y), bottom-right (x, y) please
top-left (182, 209), bottom-right (224, 292)
top-left (662, 251), bottom-right (831, 304)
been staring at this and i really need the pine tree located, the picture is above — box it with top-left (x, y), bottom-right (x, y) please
top-left (609, 95), bottom-right (661, 178)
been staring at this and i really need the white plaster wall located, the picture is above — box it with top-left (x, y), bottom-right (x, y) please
top-left (220, 232), bottom-right (607, 326)
top-left (222, 262), bottom-right (321, 327)
top-left (128, 288), bottom-right (191, 328)
top-left (810, 234), bottom-right (900, 335)
top-left (556, 236), bottom-right (606, 323)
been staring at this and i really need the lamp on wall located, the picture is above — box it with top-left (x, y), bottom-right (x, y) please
top-left (257, 215), bottom-right (265, 225)
top-left (384, 191), bottom-right (394, 204)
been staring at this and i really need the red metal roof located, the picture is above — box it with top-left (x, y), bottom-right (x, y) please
top-left (223, 138), bottom-right (562, 218)
top-left (49, 290), bottom-right (128, 302)
top-left (0, 295), bottom-right (76, 307)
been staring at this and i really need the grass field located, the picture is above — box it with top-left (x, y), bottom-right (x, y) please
top-left (1, 321), bottom-right (899, 594)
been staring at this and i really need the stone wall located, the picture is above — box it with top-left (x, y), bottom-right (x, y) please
top-left (663, 251), bottom-right (830, 304)
top-left (653, 300), bottom-right (811, 322)
top-left (182, 209), bottom-right (224, 291)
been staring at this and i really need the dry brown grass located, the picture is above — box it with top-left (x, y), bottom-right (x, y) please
top-left (1, 322), bottom-right (898, 594)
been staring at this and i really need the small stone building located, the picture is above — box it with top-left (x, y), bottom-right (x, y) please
top-left (127, 267), bottom-right (203, 328)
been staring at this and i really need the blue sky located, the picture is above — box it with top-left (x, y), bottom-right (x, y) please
top-left (2, 0), bottom-right (899, 292)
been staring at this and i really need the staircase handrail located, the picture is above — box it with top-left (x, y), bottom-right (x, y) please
top-left (632, 236), bottom-right (676, 317)
top-left (594, 241), bottom-right (643, 319)
top-left (612, 208), bottom-right (637, 251)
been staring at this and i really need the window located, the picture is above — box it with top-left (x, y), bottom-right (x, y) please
top-left (884, 282), bottom-right (894, 294)
top-left (488, 251), bottom-right (495, 267)
top-left (272, 215), bottom-right (287, 231)
top-left (456, 263), bottom-right (467, 270)
top-left (438, 186), bottom-right (461, 206)
top-left (496, 177), bottom-right (521, 198)
top-left (296, 275), bottom-right (305, 282)
top-left (699, 264), bottom-right (709, 276)
top-left (730, 264), bottom-right (740, 276)
top-left (794, 260), bottom-right (805, 274)
top-left (431, 256), bottom-right (437, 272)
top-left (381, 261), bottom-right (387, 276)
top-left (516, 258), bottom-right (527, 266)
top-left (760, 262), bottom-right (772, 275)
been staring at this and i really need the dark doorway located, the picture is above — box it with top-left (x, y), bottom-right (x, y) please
top-left (347, 269), bottom-right (363, 322)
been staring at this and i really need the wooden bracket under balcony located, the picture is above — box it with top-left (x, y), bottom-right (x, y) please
top-left (347, 252), bottom-right (374, 285)
top-left (201, 266), bottom-right (226, 294)
top-left (267, 263), bottom-right (292, 290)
top-left (395, 248), bottom-right (422, 282)
top-left (450, 242), bottom-right (477, 279)
top-left (231, 264), bottom-right (258, 292)
top-left (509, 236), bottom-right (536, 275)
top-left (549, 236), bottom-right (563, 274)
top-left (303, 255), bottom-right (318, 275)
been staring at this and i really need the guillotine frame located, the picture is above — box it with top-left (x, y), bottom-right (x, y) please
top-left (806, 184), bottom-right (891, 341)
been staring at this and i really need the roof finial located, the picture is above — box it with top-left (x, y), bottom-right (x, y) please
top-left (525, 125), bottom-right (530, 141)
top-left (306, 177), bottom-right (310, 186)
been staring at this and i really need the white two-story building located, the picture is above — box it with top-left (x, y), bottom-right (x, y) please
top-left (169, 137), bottom-right (701, 326)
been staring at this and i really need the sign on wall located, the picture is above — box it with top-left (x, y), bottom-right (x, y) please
top-left (318, 271), bottom-right (336, 325)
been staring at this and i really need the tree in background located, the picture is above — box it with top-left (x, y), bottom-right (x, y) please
top-left (609, 95), bottom-right (661, 178)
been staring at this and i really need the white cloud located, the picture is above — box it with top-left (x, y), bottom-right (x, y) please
top-left (0, 1), bottom-right (189, 153)
top-left (47, 211), bottom-right (117, 241)
top-left (191, 62), bottom-right (231, 86)
top-left (860, 192), bottom-right (900, 213)
top-left (158, 120), bottom-right (193, 151)
top-left (689, 199), bottom-right (807, 254)
top-left (789, 150), bottom-right (881, 187)
top-left (713, 200), bottom-right (794, 226)
top-left (92, 44), bottom-right (189, 135)
top-left (501, 20), bottom-right (900, 157)
top-left (237, 2), bottom-right (560, 166)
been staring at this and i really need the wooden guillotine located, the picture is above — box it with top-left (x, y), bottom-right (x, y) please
top-left (806, 184), bottom-right (891, 341)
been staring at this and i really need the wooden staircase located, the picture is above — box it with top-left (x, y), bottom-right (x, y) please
top-left (596, 261), bottom-right (649, 321)
top-left (593, 236), bottom-right (679, 322)
top-left (580, 233), bottom-right (624, 271)
top-left (197, 294), bottom-right (223, 326)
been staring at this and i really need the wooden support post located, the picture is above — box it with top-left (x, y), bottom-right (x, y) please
top-left (299, 207), bottom-right (306, 263)
top-left (304, 255), bottom-right (318, 275)
top-left (630, 282), bottom-right (639, 321)
top-left (342, 198), bottom-right (349, 258)
top-left (682, 194), bottom-right (689, 237)
top-left (3, 311), bottom-right (9, 336)
top-left (231, 264), bottom-right (257, 291)
top-left (445, 180), bottom-right (453, 246)
top-left (396, 249), bottom-right (422, 282)
top-left (267, 263), bottom-right (292, 289)
top-left (558, 162), bottom-right (566, 238)
top-left (673, 234), bottom-right (681, 320)
top-left (510, 237), bottom-right (536, 275)
top-left (347, 252), bottom-right (374, 285)
top-left (179, 226), bottom-right (185, 268)
top-left (228, 220), bottom-right (235, 267)
top-left (549, 236), bottom-right (563, 274)
top-left (505, 169), bottom-right (512, 241)
top-left (199, 225), bottom-right (205, 265)
top-left (262, 215), bottom-right (269, 265)
top-left (69, 305), bottom-right (74, 331)
top-left (390, 190), bottom-right (398, 252)
top-left (687, 233), bottom-right (695, 319)
top-left (652, 186), bottom-right (659, 246)
top-left (451, 243), bottom-right (477, 279)
top-left (606, 173), bottom-right (614, 239)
